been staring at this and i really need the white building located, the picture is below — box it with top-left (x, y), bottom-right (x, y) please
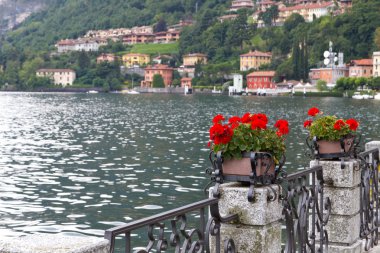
top-left (36, 69), bottom-right (76, 86)
top-left (56, 39), bottom-right (105, 53)
top-left (373, 52), bottom-right (380, 77)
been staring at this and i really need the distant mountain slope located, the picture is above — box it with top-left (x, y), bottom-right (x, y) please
top-left (0, 0), bottom-right (46, 35)
top-left (3, 0), bottom-right (228, 50)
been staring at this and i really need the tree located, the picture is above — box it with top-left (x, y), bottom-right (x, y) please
top-left (259, 5), bottom-right (279, 27)
top-left (154, 18), bottom-right (167, 32)
top-left (316, 80), bottom-right (327, 91)
top-left (283, 13), bottom-right (305, 32)
top-left (374, 27), bottom-right (380, 50)
top-left (152, 74), bottom-right (165, 88)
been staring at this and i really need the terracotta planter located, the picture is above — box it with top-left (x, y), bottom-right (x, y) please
top-left (222, 152), bottom-right (275, 177)
top-left (316, 136), bottom-right (355, 155)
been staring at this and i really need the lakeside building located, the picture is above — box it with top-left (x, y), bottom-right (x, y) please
top-left (373, 52), bottom-right (380, 77)
top-left (55, 39), bottom-right (106, 53)
top-left (246, 71), bottom-right (276, 90)
top-left (36, 69), bottom-right (76, 86)
top-left (181, 77), bottom-right (192, 88)
top-left (122, 53), bottom-right (150, 67)
top-left (154, 29), bottom-right (180, 43)
top-left (348, 59), bottom-right (373, 78)
top-left (240, 50), bottom-right (272, 71)
top-left (96, 53), bottom-right (116, 64)
top-left (229, 0), bottom-right (254, 12)
top-left (183, 53), bottom-right (208, 67)
top-left (141, 64), bottom-right (173, 87)
top-left (309, 66), bottom-right (349, 84)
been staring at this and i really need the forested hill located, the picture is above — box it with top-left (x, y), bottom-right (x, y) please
top-left (3, 0), bottom-right (228, 50)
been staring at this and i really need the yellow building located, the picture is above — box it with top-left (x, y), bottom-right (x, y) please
top-left (183, 53), bottom-right (207, 67)
top-left (240, 50), bottom-right (272, 71)
top-left (122, 53), bottom-right (150, 67)
top-left (36, 69), bottom-right (76, 86)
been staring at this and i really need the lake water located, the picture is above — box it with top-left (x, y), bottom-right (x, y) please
top-left (0, 92), bottom-right (379, 242)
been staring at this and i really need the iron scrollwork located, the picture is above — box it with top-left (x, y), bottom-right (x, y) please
top-left (359, 148), bottom-right (380, 251)
top-left (104, 198), bottom-right (238, 253)
top-left (281, 165), bottom-right (331, 253)
top-left (207, 150), bottom-right (285, 202)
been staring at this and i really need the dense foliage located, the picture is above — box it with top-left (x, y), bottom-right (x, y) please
top-left (0, 0), bottom-right (379, 90)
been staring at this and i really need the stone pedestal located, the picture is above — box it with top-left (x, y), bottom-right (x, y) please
top-left (0, 234), bottom-right (110, 253)
top-left (210, 183), bottom-right (282, 253)
top-left (310, 160), bottom-right (362, 253)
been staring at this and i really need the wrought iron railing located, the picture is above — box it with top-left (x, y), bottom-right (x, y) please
top-left (104, 198), bottom-right (238, 253)
top-left (359, 148), bottom-right (380, 251)
top-left (280, 165), bottom-right (331, 253)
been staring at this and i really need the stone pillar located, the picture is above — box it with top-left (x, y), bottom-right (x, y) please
top-left (210, 182), bottom-right (282, 253)
top-left (310, 160), bottom-right (362, 253)
top-left (365, 141), bottom-right (380, 157)
top-left (0, 234), bottom-right (110, 253)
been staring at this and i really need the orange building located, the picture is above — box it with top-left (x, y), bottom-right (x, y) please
top-left (96, 53), bottom-right (116, 64)
top-left (154, 30), bottom-right (180, 43)
top-left (240, 51), bottom-right (272, 71)
top-left (309, 67), bottom-right (349, 84)
top-left (246, 71), bottom-right (276, 90)
top-left (141, 64), bottom-right (174, 87)
top-left (349, 59), bottom-right (373, 77)
top-left (122, 33), bottom-right (155, 44)
top-left (183, 53), bottom-right (208, 67)
top-left (181, 77), bottom-right (192, 88)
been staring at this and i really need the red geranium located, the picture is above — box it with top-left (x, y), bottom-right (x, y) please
top-left (228, 116), bottom-right (241, 129)
top-left (209, 123), bottom-right (233, 145)
top-left (252, 113), bottom-right (268, 125)
top-left (308, 107), bottom-right (320, 117)
top-left (241, 112), bottom-right (253, 123)
top-left (274, 119), bottom-right (289, 136)
top-left (212, 114), bottom-right (225, 124)
top-left (303, 120), bottom-right (312, 128)
top-left (333, 119), bottom-right (346, 131)
top-left (346, 118), bottom-right (359, 131)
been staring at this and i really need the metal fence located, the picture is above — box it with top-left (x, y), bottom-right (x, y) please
top-left (359, 148), bottom-right (380, 251)
top-left (104, 165), bottom-right (331, 253)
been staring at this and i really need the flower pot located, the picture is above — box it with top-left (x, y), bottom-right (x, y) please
top-left (311, 136), bottom-right (356, 159)
top-left (221, 151), bottom-right (277, 184)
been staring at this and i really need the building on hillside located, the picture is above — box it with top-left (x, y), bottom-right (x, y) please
top-left (373, 52), bottom-right (380, 77)
top-left (277, 2), bottom-right (334, 24)
top-left (122, 33), bottom-right (155, 44)
top-left (56, 39), bottom-right (105, 53)
top-left (141, 64), bottom-right (173, 87)
top-left (230, 0), bottom-right (254, 12)
top-left (97, 53), bottom-right (117, 64)
top-left (246, 71), bottom-right (276, 90)
top-left (122, 53), bottom-right (150, 67)
top-left (240, 50), bottom-right (272, 71)
top-left (181, 77), bottom-right (192, 88)
top-left (183, 53), bottom-right (208, 67)
top-left (168, 20), bottom-right (194, 31)
top-left (36, 69), bottom-right (76, 86)
top-left (309, 67), bottom-right (349, 84)
top-left (218, 14), bottom-right (238, 23)
top-left (348, 59), bottom-right (373, 78)
top-left (154, 29), bottom-right (180, 43)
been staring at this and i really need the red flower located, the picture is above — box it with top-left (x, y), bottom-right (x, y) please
top-left (303, 120), bottom-right (313, 128)
top-left (346, 118), bottom-right (359, 131)
top-left (274, 119), bottom-right (289, 135)
top-left (333, 119), bottom-right (346, 131)
top-left (241, 113), bottom-right (253, 123)
top-left (207, 141), bottom-right (211, 147)
top-left (228, 116), bottom-right (241, 129)
top-left (308, 107), bottom-right (320, 117)
top-left (252, 113), bottom-right (268, 125)
top-left (212, 114), bottom-right (225, 124)
top-left (209, 124), bottom-right (233, 145)
top-left (251, 119), bottom-right (267, 130)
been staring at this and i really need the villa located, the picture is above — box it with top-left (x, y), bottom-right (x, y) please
top-left (240, 50), bottom-right (272, 71)
top-left (141, 64), bottom-right (174, 87)
top-left (122, 53), bottom-right (150, 67)
top-left (36, 69), bottom-right (76, 86)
